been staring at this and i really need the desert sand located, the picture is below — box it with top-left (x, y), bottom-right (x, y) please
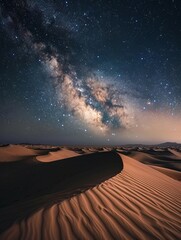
top-left (0, 145), bottom-right (181, 240)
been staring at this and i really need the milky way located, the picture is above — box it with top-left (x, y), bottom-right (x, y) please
top-left (1, 0), bottom-right (136, 134)
top-left (46, 54), bottom-right (135, 133)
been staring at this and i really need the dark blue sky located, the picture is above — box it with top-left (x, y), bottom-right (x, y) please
top-left (0, 0), bottom-right (181, 145)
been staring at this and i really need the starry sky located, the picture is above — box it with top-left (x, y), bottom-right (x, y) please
top-left (0, 0), bottom-right (181, 145)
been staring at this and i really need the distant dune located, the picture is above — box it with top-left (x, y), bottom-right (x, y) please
top-left (0, 145), bottom-right (180, 240)
top-left (126, 148), bottom-right (181, 180)
top-left (0, 144), bottom-right (38, 162)
top-left (36, 148), bottom-right (80, 162)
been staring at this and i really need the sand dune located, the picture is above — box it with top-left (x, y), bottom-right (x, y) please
top-left (127, 150), bottom-right (181, 179)
top-left (36, 148), bottom-right (80, 162)
top-left (0, 146), bottom-right (181, 240)
top-left (169, 148), bottom-right (181, 158)
top-left (0, 145), bottom-right (38, 162)
top-left (151, 165), bottom-right (181, 181)
top-left (0, 151), bottom-right (123, 233)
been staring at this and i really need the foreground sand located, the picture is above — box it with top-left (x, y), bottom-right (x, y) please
top-left (0, 145), bottom-right (181, 240)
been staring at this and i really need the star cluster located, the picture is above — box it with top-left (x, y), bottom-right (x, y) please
top-left (0, 0), bottom-right (181, 144)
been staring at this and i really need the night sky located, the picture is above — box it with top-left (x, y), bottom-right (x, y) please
top-left (0, 0), bottom-right (181, 145)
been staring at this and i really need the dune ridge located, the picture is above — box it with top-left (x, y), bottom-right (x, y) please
top-left (1, 152), bottom-right (180, 240)
top-left (36, 148), bottom-right (80, 162)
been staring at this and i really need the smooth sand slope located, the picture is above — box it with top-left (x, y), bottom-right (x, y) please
top-left (0, 146), bottom-right (181, 240)
top-left (0, 145), bottom-right (38, 162)
top-left (126, 149), bottom-right (181, 181)
top-left (36, 148), bottom-right (80, 162)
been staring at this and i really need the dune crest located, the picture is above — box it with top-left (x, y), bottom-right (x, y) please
top-left (36, 148), bottom-right (80, 162)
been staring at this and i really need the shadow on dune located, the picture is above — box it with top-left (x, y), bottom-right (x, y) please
top-left (0, 151), bottom-right (123, 234)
